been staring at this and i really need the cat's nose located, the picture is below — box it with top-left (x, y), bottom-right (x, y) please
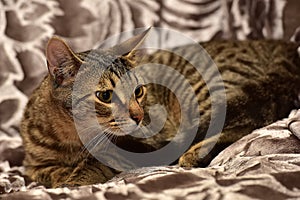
top-left (129, 100), bottom-right (144, 125)
top-left (131, 114), bottom-right (143, 125)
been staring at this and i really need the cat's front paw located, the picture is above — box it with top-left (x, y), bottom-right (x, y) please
top-left (179, 139), bottom-right (216, 168)
top-left (178, 151), bottom-right (198, 168)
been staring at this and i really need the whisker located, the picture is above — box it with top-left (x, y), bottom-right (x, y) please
top-left (139, 126), bottom-right (149, 138)
top-left (88, 130), bottom-right (113, 153)
top-left (77, 126), bottom-right (111, 156)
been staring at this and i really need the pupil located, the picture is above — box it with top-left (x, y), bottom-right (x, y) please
top-left (135, 88), bottom-right (140, 95)
top-left (135, 87), bottom-right (142, 96)
top-left (103, 91), bottom-right (110, 100)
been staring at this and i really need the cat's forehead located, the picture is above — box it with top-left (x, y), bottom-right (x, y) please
top-left (97, 69), bottom-right (143, 89)
top-left (78, 50), bottom-right (129, 76)
top-left (81, 49), bottom-right (117, 64)
top-left (77, 49), bottom-right (143, 90)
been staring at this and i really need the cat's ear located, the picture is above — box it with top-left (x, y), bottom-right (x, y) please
top-left (46, 36), bottom-right (83, 86)
top-left (109, 27), bottom-right (151, 62)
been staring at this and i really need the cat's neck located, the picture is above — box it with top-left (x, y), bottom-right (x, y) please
top-left (39, 76), bottom-right (82, 146)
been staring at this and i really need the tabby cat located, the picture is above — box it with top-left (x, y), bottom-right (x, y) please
top-left (20, 29), bottom-right (300, 188)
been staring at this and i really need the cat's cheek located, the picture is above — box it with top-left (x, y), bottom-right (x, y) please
top-left (55, 122), bottom-right (81, 144)
top-left (58, 130), bottom-right (81, 144)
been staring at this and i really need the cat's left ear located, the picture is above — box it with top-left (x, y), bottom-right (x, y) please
top-left (109, 27), bottom-right (151, 63)
top-left (46, 36), bottom-right (83, 86)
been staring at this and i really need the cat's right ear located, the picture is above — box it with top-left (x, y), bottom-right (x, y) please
top-left (46, 36), bottom-right (83, 86)
top-left (108, 27), bottom-right (151, 65)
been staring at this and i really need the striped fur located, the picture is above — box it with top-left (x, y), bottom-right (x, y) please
top-left (20, 38), bottom-right (300, 187)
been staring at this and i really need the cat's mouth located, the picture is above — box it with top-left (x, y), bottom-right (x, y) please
top-left (108, 119), bottom-right (142, 136)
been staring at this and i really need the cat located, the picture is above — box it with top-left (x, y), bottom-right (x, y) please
top-left (20, 29), bottom-right (300, 188)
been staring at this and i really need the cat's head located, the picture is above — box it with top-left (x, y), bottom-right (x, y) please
top-left (46, 29), bottom-right (150, 136)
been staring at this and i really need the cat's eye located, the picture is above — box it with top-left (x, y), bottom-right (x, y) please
top-left (134, 86), bottom-right (144, 98)
top-left (96, 90), bottom-right (113, 103)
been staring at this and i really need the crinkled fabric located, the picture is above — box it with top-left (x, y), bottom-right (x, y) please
top-left (1, 0), bottom-right (300, 199)
top-left (1, 110), bottom-right (300, 199)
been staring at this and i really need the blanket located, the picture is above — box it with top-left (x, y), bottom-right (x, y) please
top-left (1, 0), bottom-right (300, 199)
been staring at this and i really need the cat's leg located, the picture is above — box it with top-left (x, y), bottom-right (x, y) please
top-left (26, 165), bottom-right (74, 187)
top-left (58, 157), bottom-right (118, 187)
top-left (26, 158), bottom-right (118, 188)
top-left (178, 84), bottom-right (282, 167)
top-left (179, 127), bottom-right (251, 167)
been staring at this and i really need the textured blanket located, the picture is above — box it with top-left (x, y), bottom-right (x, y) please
top-left (1, 110), bottom-right (300, 199)
top-left (1, 0), bottom-right (300, 199)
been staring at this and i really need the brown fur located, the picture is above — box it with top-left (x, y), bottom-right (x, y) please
top-left (20, 32), bottom-right (300, 187)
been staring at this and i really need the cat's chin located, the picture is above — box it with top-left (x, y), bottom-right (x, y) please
top-left (111, 124), bottom-right (141, 137)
